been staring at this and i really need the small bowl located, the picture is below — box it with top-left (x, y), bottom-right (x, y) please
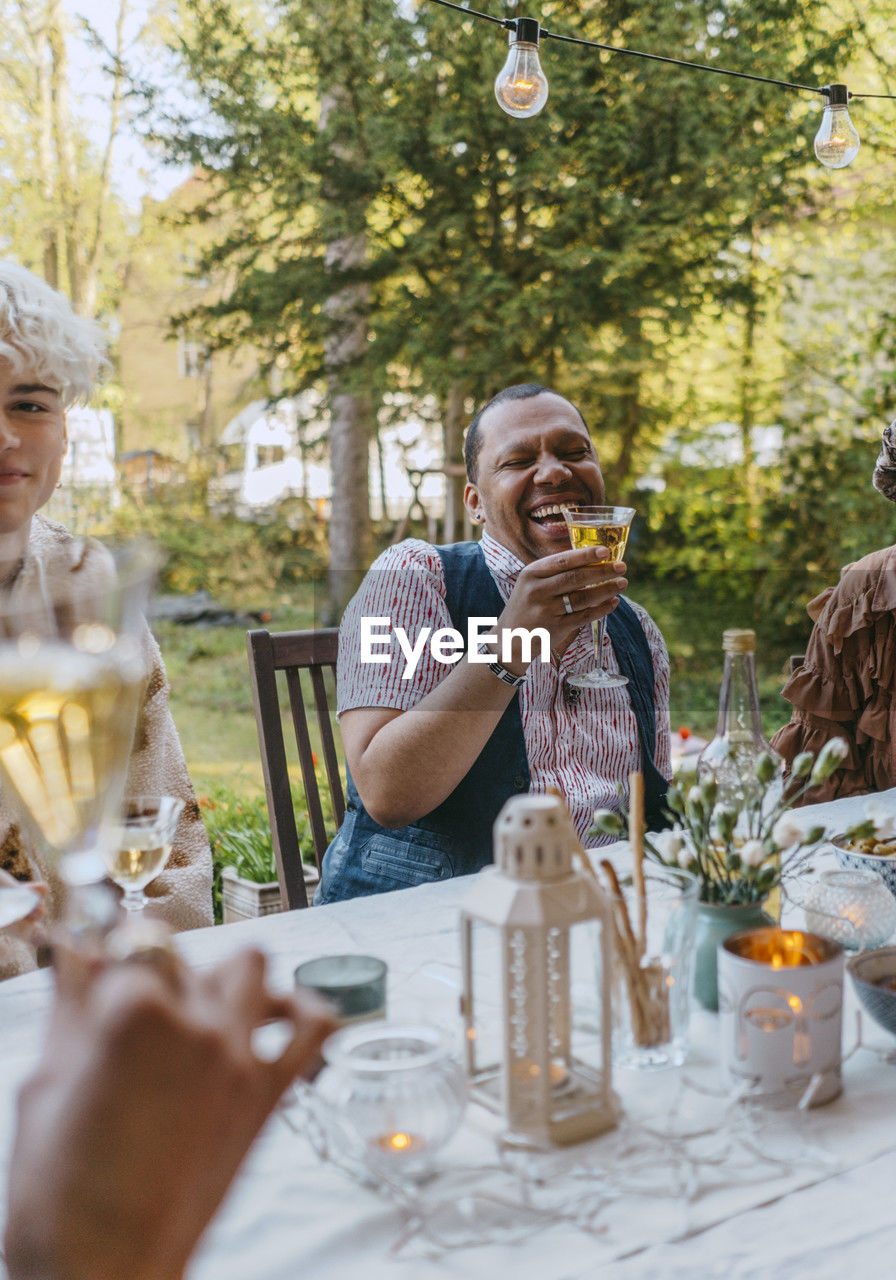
top-left (847, 946), bottom-right (896, 1037)
top-left (833, 834), bottom-right (896, 899)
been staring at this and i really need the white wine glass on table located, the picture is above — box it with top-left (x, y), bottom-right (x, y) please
top-left (560, 505), bottom-right (635, 690)
top-left (106, 796), bottom-right (184, 916)
top-left (0, 543), bottom-right (158, 929)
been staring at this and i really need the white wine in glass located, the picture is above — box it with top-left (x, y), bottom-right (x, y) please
top-left (105, 795), bottom-right (184, 915)
top-left (560, 505), bottom-right (636, 690)
top-left (0, 543), bottom-right (158, 900)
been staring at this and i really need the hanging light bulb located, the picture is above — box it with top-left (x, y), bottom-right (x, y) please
top-left (814, 84), bottom-right (860, 169)
top-left (494, 18), bottom-right (549, 119)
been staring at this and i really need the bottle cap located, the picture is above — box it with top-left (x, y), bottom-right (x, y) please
top-left (722, 629), bottom-right (756, 654)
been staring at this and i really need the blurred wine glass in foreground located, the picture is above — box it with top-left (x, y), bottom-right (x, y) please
top-left (106, 795), bottom-right (184, 917)
top-left (0, 542), bottom-right (159, 923)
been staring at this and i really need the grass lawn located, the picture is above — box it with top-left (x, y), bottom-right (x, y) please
top-left (157, 592), bottom-right (319, 800)
top-left (159, 576), bottom-right (809, 805)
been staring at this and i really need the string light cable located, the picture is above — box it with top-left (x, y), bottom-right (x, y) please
top-left (422, 0), bottom-right (895, 168)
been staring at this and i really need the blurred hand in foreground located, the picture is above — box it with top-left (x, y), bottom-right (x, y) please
top-left (4, 944), bottom-right (336, 1280)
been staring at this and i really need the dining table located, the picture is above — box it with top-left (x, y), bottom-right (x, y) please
top-left (3, 788), bottom-right (896, 1280)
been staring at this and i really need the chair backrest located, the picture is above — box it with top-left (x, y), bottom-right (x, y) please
top-left (246, 628), bottom-right (345, 910)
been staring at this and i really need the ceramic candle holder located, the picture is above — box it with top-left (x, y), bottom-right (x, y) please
top-left (718, 927), bottom-right (844, 1108)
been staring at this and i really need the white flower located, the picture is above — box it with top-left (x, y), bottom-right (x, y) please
top-left (809, 736), bottom-right (850, 784)
top-left (677, 846), bottom-right (694, 870)
top-left (651, 829), bottom-right (685, 861)
top-left (865, 800), bottom-right (896, 840)
top-left (772, 816), bottom-right (804, 850)
top-left (688, 786), bottom-right (703, 806)
top-left (740, 839), bottom-right (766, 868)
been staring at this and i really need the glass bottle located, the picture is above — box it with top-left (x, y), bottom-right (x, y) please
top-left (697, 629), bottom-right (782, 815)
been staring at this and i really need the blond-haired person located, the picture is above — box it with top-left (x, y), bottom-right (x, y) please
top-left (0, 261), bottom-right (213, 978)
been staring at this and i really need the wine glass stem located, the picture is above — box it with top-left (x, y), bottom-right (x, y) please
top-left (122, 891), bottom-right (147, 913)
top-left (592, 617), bottom-right (608, 674)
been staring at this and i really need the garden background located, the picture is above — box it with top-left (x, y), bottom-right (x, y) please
top-left (2, 0), bottom-right (894, 912)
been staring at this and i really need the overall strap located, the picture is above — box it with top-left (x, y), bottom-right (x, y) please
top-left (606, 599), bottom-right (669, 826)
top-left (434, 543), bottom-right (530, 800)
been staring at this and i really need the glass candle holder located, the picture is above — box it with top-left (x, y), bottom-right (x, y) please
top-left (802, 869), bottom-right (896, 951)
top-left (611, 867), bottom-right (699, 1070)
top-left (295, 954), bottom-right (387, 1024)
top-left (316, 1022), bottom-right (467, 1182)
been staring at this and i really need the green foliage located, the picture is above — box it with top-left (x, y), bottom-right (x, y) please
top-left (639, 470), bottom-right (765, 602)
top-left (198, 783), bottom-right (275, 924)
top-left (638, 427), bottom-right (896, 648)
top-left (151, 0), bottom-right (851, 486)
top-left (93, 492), bottom-right (327, 610)
top-left (758, 430), bottom-right (895, 635)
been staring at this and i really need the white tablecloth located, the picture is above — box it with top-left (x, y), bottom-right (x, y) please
top-left (3, 789), bottom-right (896, 1280)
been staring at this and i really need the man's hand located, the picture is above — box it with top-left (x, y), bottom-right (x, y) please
top-left (4, 945), bottom-right (337, 1280)
top-left (498, 543), bottom-right (627, 670)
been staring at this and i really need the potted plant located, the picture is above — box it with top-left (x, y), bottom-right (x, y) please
top-left (202, 784), bottom-right (320, 924)
top-left (219, 828), bottom-right (285, 924)
top-left (592, 737), bottom-right (869, 1010)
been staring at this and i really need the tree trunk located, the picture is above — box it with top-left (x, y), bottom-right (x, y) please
top-left (15, 0), bottom-right (126, 318)
top-left (740, 227), bottom-right (761, 539)
top-left (82, 0), bottom-right (128, 317)
top-left (605, 317), bottom-right (646, 498)
top-left (47, 6), bottom-right (81, 309)
top-left (19, 0), bottom-right (59, 288)
top-left (319, 87), bottom-right (372, 624)
top-left (442, 373), bottom-right (467, 543)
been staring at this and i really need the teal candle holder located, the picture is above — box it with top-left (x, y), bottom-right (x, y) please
top-left (295, 954), bottom-right (387, 1024)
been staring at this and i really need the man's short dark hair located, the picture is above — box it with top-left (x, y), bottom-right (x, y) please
top-left (463, 383), bottom-right (588, 483)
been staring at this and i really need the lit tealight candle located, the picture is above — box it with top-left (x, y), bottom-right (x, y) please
top-left (375, 1131), bottom-right (425, 1156)
top-left (729, 927), bottom-right (829, 968)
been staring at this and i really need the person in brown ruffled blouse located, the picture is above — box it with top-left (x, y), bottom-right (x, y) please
top-left (772, 422), bottom-right (896, 801)
top-left (0, 261), bottom-right (213, 979)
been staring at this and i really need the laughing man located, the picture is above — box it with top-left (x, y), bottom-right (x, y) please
top-left (316, 383), bottom-right (671, 902)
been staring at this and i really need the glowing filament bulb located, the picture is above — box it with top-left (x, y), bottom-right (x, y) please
top-left (495, 18), bottom-right (549, 119)
top-left (814, 84), bottom-right (860, 169)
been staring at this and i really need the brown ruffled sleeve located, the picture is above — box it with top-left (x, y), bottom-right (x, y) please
top-left (771, 548), bottom-right (896, 802)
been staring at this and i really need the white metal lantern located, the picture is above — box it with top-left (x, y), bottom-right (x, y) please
top-left (460, 793), bottom-right (620, 1146)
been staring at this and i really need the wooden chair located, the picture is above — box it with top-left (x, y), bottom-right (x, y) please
top-left (246, 628), bottom-right (345, 910)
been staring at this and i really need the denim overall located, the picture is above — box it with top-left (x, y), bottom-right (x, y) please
top-left (316, 542), bottom-right (667, 903)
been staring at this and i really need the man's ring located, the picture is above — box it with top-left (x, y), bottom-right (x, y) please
top-left (562, 594), bottom-right (574, 615)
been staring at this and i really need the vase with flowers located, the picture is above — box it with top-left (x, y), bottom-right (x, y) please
top-left (592, 737), bottom-right (869, 1010)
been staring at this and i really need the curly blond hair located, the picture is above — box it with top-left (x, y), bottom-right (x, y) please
top-left (0, 261), bottom-right (109, 407)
